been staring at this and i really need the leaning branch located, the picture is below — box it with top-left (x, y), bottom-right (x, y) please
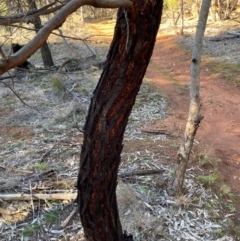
top-left (0, 0), bottom-right (136, 75)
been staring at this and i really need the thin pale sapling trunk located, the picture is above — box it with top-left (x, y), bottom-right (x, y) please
top-left (170, 0), bottom-right (212, 195)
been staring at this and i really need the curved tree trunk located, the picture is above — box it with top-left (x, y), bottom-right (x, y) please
top-left (170, 0), bottom-right (211, 195)
top-left (77, 0), bottom-right (163, 240)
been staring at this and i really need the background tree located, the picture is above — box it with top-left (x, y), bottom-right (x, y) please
top-left (180, 0), bottom-right (184, 35)
top-left (27, 0), bottom-right (54, 68)
top-left (170, 0), bottom-right (212, 195)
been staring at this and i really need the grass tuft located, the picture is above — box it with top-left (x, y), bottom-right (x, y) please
top-left (196, 171), bottom-right (220, 186)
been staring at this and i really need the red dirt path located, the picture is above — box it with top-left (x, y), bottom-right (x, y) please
top-left (146, 35), bottom-right (240, 201)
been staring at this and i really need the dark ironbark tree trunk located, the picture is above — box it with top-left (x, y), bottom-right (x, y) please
top-left (27, 0), bottom-right (54, 68)
top-left (77, 0), bottom-right (163, 240)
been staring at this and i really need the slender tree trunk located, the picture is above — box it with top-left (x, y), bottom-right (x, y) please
top-left (218, 0), bottom-right (223, 19)
top-left (180, 0), bottom-right (184, 35)
top-left (77, 1), bottom-right (163, 240)
top-left (211, 0), bottom-right (217, 22)
top-left (27, 0), bottom-right (54, 68)
top-left (170, 0), bottom-right (212, 195)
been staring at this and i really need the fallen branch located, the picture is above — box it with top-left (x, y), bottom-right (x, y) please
top-left (118, 169), bottom-right (164, 178)
top-left (0, 193), bottom-right (77, 201)
top-left (0, 169), bottom-right (163, 200)
top-left (0, 165), bottom-right (32, 174)
top-left (61, 206), bottom-right (78, 228)
top-left (141, 129), bottom-right (172, 135)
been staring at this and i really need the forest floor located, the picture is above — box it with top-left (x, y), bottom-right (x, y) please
top-left (1, 17), bottom-right (240, 240)
top-left (146, 33), bottom-right (240, 232)
top-left (91, 16), bottom-right (240, 218)
top-left (89, 18), bottom-right (240, 238)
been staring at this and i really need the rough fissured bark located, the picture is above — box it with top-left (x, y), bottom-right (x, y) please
top-left (77, 1), bottom-right (163, 240)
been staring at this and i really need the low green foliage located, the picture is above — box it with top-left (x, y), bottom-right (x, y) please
top-left (196, 171), bottom-right (220, 186)
top-left (206, 61), bottom-right (240, 87)
top-left (22, 223), bottom-right (41, 240)
top-left (22, 210), bottom-right (60, 240)
top-left (213, 229), bottom-right (226, 239)
top-left (36, 162), bottom-right (48, 170)
top-left (51, 75), bottom-right (67, 98)
top-left (220, 184), bottom-right (235, 199)
top-left (44, 210), bottom-right (60, 224)
top-left (226, 203), bottom-right (236, 213)
top-left (194, 150), bottom-right (213, 165)
top-left (203, 202), bottom-right (212, 210)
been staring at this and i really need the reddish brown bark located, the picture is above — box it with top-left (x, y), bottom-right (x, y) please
top-left (77, 1), bottom-right (163, 241)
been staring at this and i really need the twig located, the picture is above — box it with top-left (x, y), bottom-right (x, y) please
top-left (0, 165), bottom-right (33, 174)
top-left (57, 29), bottom-right (70, 48)
top-left (10, 24), bottom-right (92, 42)
top-left (24, 170), bottom-right (55, 182)
top-left (0, 75), bottom-right (16, 81)
top-left (141, 129), bottom-right (173, 136)
top-left (118, 169), bottom-right (164, 178)
top-left (39, 140), bottom-right (57, 162)
top-left (61, 206), bottom-right (78, 228)
top-left (29, 182), bottom-right (35, 220)
top-left (0, 79), bottom-right (38, 110)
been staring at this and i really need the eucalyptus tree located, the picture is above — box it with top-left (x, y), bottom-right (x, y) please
top-left (170, 0), bottom-right (212, 195)
top-left (0, 0), bottom-right (164, 240)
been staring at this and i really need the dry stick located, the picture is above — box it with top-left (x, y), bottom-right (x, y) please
top-left (118, 169), bottom-right (164, 178)
top-left (29, 182), bottom-right (35, 220)
top-left (57, 29), bottom-right (70, 48)
top-left (61, 206), bottom-right (78, 228)
top-left (141, 129), bottom-right (172, 136)
top-left (0, 80), bottom-right (38, 110)
top-left (0, 165), bottom-right (33, 174)
top-left (0, 75), bottom-right (16, 81)
top-left (0, 193), bottom-right (77, 201)
top-left (10, 24), bottom-right (92, 43)
top-left (39, 140), bottom-right (57, 162)
top-left (24, 170), bottom-right (55, 182)
top-left (0, 169), bottom-right (164, 201)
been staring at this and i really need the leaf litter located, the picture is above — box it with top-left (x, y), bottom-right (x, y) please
top-left (0, 23), bottom-right (235, 241)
